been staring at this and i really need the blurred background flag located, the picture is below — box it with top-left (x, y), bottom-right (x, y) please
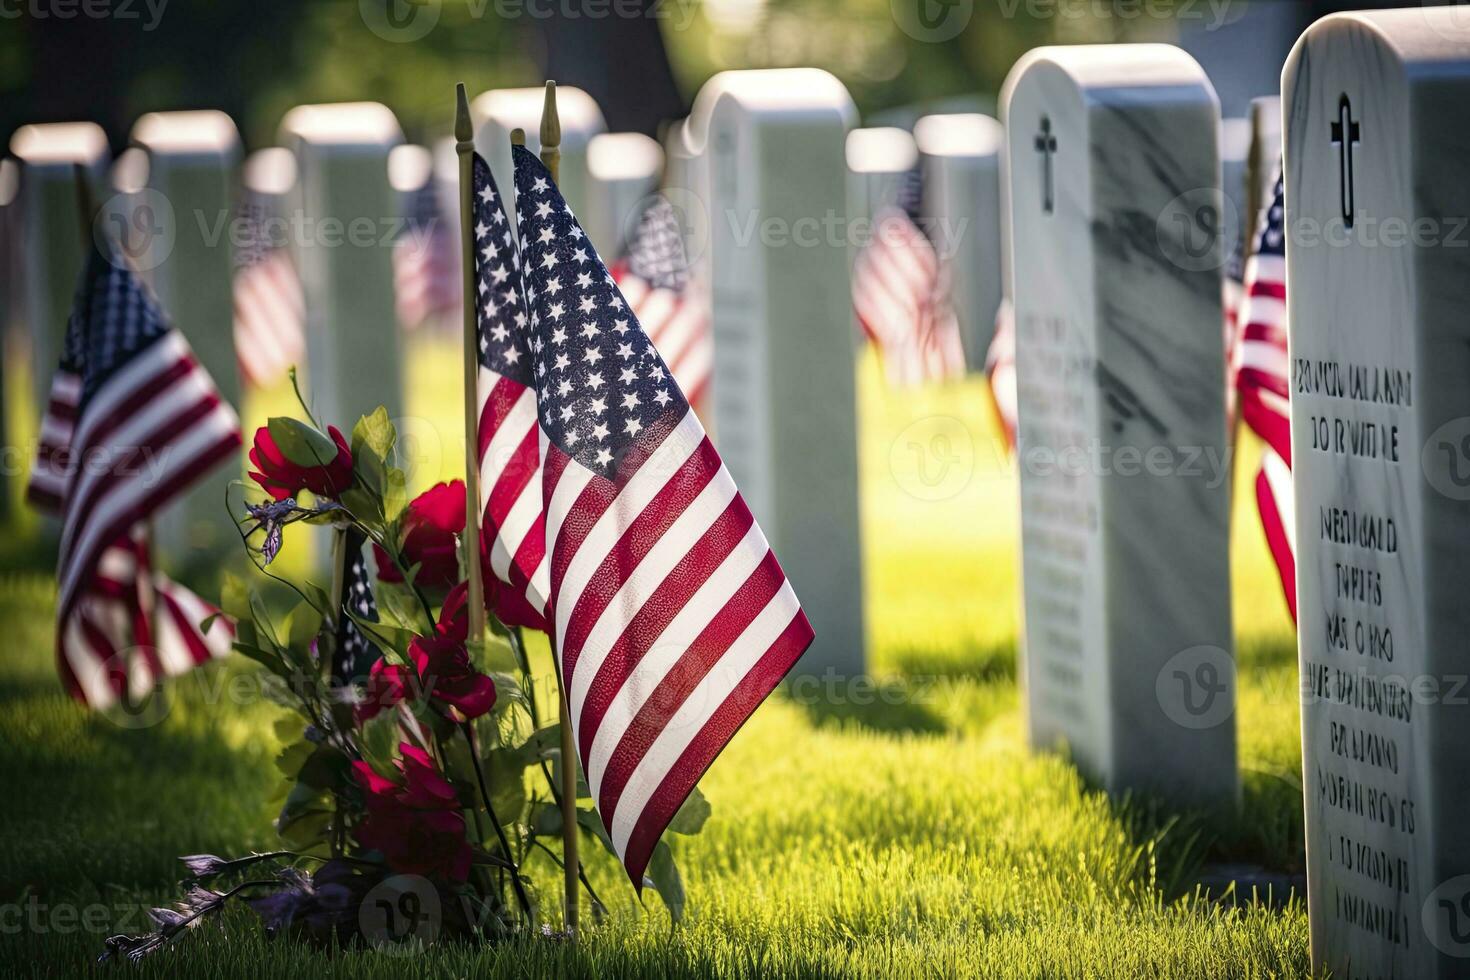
top-left (852, 168), bottom-right (965, 386)
top-left (510, 143), bottom-right (814, 885)
top-left (609, 195), bottom-right (712, 417)
top-left (35, 236), bottom-right (241, 708)
top-left (232, 189), bottom-right (305, 389)
top-left (1232, 168), bottom-right (1295, 620)
top-left (395, 177), bottom-right (461, 332)
top-left (985, 298), bottom-right (1017, 451)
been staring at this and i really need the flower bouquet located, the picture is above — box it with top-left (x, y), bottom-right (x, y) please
top-left (101, 396), bottom-right (704, 961)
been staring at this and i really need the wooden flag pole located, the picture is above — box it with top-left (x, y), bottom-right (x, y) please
top-left (537, 79), bottom-right (579, 939)
top-left (455, 83), bottom-right (488, 645)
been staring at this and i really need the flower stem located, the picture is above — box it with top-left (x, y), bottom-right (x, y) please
top-left (459, 722), bottom-right (534, 925)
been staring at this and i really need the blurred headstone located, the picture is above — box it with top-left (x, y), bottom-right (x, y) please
top-left (0, 159), bottom-right (17, 515)
top-left (846, 126), bottom-right (917, 226)
top-left (1284, 10), bottom-right (1470, 977)
top-left (9, 122), bottom-right (110, 413)
top-left (585, 132), bottom-right (663, 259)
top-left (472, 86), bottom-right (605, 229)
top-left (125, 110), bottom-right (243, 561)
top-left (1245, 96), bottom-right (1282, 247)
top-left (1220, 117), bottom-right (1251, 267)
top-left (688, 68), bottom-right (865, 677)
top-left (1003, 44), bottom-right (1235, 807)
top-left (279, 102), bottom-right (405, 431)
top-left (915, 113), bottom-right (1005, 371)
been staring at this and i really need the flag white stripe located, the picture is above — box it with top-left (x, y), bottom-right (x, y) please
top-left (1262, 446), bottom-right (1295, 553)
top-left (585, 516), bottom-right (768, 805)
top-left (567, 464), bottom-right (739, 726)
top-left (552, 411), bottom-right (704, 644)
top-left (609, 578), bottom-right (802, 856)
top-left (65, 332), bottom-right (190, 466)
top-left (59, 404), bottom-right (239, 609)
top-left (490, 470), bottom-right (543, 582)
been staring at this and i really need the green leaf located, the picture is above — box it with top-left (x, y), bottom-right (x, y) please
top-left (508, 725), bottom-right (562, 770)
top-left (667, 785), bottom-right (711, 836)
top-left (232, 640), bottom-right (288, 678)
top-left (384, 466), bottom-right (409, 523)
top-left (275, 739), bottom-right (315, 779)
top-left (351, 406), bottom-right (396, 462)
top-left (645, 839), bottom-right (686, 923)
top-left (267, 416), bottom-right (340, 469)
top-left (339, 487), bottom-right (384, 526)
top-left (357, 710), bottom-right (401, 778)
top-left (287, 602), bottom-right (324, 654)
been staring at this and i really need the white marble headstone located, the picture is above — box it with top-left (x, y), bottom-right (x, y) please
top-left (127, 110), bottom-right (244, 559)
top-left (688, 68), bottom-right (866, 677)
top-left (914, 113), bottom-right (1005, 371)
top-left (1246, 95), bottom-right (1281, 246)
top-left (1284, 10), bottom-right (1470, 977)
top-left (8, 122), bottom-right (110, 412)
top-left (1002, 44), bottom-right (1236, 806)
top-left (472, 86), bottom-right (605, 231)
top-left (278, 102), bottom-right (405, 430)
top-left (585, 131), bottom-right (663, 259)
top-left (846, 126), bottom-right (918, 226)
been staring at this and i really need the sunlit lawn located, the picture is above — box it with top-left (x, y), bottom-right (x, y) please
top-left (0, 341), bottom-right (1308, 977)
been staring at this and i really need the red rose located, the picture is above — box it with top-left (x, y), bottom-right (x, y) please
top-left (355, 658), bottom-right (411, 724)
top-left (407, 583), bottom-right (497, 720)
top-left (352, 744), bottom-right (471, 882)
top-left (374, 480), bottom-right (465, 595)
top-left (478, 542), bottom-right (549, 633)
top-left (248, 424), bottom-right (353, 501)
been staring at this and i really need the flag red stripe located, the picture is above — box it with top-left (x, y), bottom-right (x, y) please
top-left (619, 609), bottom-right (813, 884)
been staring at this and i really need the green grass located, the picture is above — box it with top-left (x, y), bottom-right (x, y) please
top-left (0, 342), bottom-right (1309, 977)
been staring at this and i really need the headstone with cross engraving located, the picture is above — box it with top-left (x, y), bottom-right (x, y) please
top-left (1001, 44), bottom-right (1236, 807)
top-left (279, 102), bottom-right (405, 431)
top-left (124, 111), bottom-right (243, 561)
top-left (687, 68), bottom-right (865, 676)
top-left (585, 132), bottom-right (663, 260)
top-left (1284, 10), bottom-right (1470, 976)
top-left (915, 113), bottom-right (1005, 371)
top-left (472, 86), bottom-right (606, 235)
top-left (9, 123), bottom-right (110, 415)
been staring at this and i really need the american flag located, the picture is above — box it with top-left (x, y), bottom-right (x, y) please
top-left (232, 191), bottom-right (306, 389)
top-left (32, 237), bottom-right (241, 708)
top-left (985, 298), bottom-right (1017, 451)
top-left (851, 169), bottom-right (965, 386)
top-left (475, 145), bottom-right (814, 884)
top-left (609, 197), bottom-right (712, 416)
top-left (1232, 168), bottom-right (1295, 620)
top-left (333, 528), bottom-right (382, 688)
top-left (394, 179), bottom-right (460, 331)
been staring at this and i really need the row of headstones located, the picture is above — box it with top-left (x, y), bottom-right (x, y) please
top-left (7, 11), bottom-right (1469, 969)
top-left (0, 92), bottom-right (665, 557)
top-left (1004, 10), bottom-right (1470, 978)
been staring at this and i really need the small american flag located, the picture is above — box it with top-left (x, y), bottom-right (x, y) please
top-left (475, 145), bottom-right (814, 884)
top-left (1232, 168), bottom-right (1295, 620)
top-left (985, 298), bottom-right (1017, 451)
top-left (394, 180), bottom-right (460, 331)
top-left (333, 528), bottom-right (382, 688)
top-left (609, 197), bottom-right (712, 416)
top-left (852, 169), bottom-right (965, 386)
top-left (232, 191), bottom-right (305, 389)
top-left (472, 153), bottom-right (551, 630)
top-left (34, 236), bottom-right (241, 708)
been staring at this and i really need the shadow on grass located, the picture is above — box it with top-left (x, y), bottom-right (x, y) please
top-left (1, 659), bottom-right (281, 899)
